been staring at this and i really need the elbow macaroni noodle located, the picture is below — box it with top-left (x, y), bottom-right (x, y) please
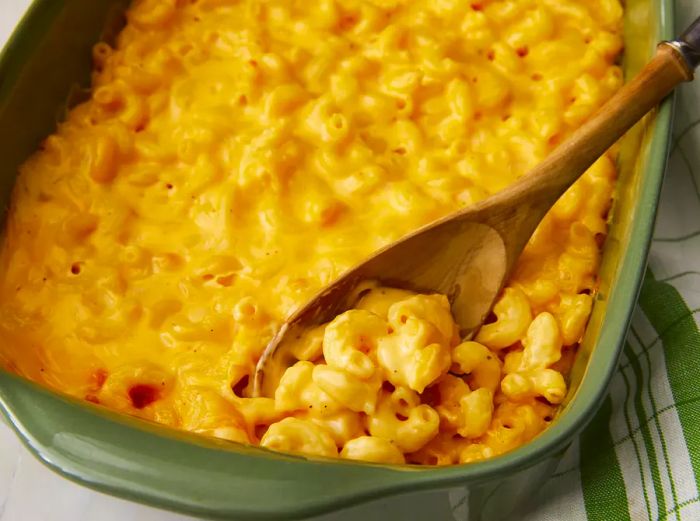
top-left (0, 0), bottom-right (623, 465)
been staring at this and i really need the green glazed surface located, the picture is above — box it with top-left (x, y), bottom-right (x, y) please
top-left (0, 1), bottom-right (675, 519)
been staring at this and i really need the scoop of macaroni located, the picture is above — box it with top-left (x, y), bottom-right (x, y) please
top-left (0, 0), bottom-right (623, 465)
top-left (264, 284), bottom-right (568, 463)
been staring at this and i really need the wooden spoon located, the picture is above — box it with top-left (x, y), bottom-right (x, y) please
top-left (253, 21), bottom-right (700, 398)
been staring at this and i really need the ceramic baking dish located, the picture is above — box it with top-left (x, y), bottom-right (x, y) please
top-left (0, 0), bottom-right (675, 519)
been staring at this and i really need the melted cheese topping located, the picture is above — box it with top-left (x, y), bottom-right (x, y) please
top-left (0, 0), bottom-right (623, 464)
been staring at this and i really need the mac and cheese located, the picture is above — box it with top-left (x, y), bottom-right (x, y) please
top-left (0, 0), bottom-right (622, 465)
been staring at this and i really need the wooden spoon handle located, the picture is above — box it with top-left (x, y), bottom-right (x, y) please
top-left (473, 18), bottom-right (700, 262)
top-left (516, 43), bottom-right (693, 205)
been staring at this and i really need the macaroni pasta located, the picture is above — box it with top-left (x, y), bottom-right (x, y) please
top-left (0, 0), bottom-right (622, 465)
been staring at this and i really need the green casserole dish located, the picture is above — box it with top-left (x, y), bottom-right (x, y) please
top-left (0, 0), bottom-right (675, 519)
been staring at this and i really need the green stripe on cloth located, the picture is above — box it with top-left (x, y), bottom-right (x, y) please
top-left (618, 352), bottom-right (654, 519)
top-left (638, 270), bottom-right (700, 489)
top-left (581, 395), bottom-right (631, 520)
top-left (632, 326), bottom-right (681, 518)
top-left (623, 342), bottom-right (667, 518)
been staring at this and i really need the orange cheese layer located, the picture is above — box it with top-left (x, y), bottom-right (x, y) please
top-left (0, 0), bottom-right (622, 464)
